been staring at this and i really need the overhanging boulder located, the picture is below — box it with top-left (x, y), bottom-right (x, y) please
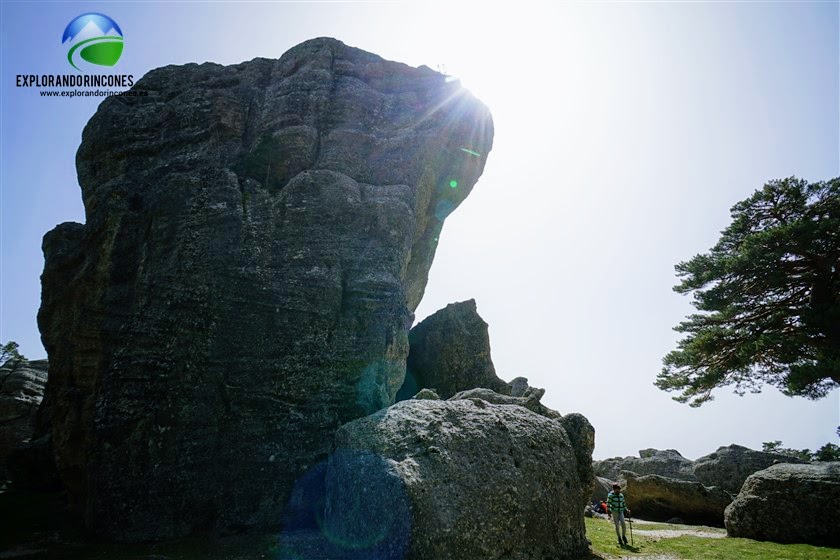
top-left (620, 470), bottom-right (733, 527)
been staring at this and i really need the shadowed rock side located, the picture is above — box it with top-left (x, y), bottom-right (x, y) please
top-left (619, 470), bottom-right (733, 527)
top-left (316, 399), bottom-right (594, 560)
top-left (397, 299), bottom-right (508, 400)
top-left (37, 37), bottom-right (493, 541)
top-left (724, 462), bottom-right (840, 546)
top-left (5, 359), bottom-right (60, 492)
top-left (590, 476), bottom-right (615, 504)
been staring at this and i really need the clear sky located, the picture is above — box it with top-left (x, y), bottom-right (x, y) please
top-left (1, 1), bottom-right (838, 460)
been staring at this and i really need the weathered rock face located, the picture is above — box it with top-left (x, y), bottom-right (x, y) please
top-left (449, 387), bottom-right (561, 420)
top-left (620, 470), bottom-right (733, 527)
top-left (594, 449), bottom-right (696, 481)
top-left (724, 462), bottom-right (840, 546)
top-left (314, 399), bottom-right (593, 560)
top-left (397, 299), bottom-right (507, 400)
top-left (0, 359), bottom-right (48, 479)
top-left (38, 37), bottom-right (492, 541)
top-left (693, 444), bottom-right (805, 494)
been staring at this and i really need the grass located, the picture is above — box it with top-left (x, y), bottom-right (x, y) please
top-left (586, 517), bottom-right (840, 560)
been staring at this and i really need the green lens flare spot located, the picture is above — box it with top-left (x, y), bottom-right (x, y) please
top-left (459, 148), bottom-right (481, 157)
top-left (449, 180), bottom-right (458, 188)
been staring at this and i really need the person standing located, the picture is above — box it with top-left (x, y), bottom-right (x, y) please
top-left (606, 483), bottom-right (630, 545)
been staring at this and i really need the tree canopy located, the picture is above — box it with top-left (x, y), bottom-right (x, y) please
top-left (0, 340), bottom-right (25, 367)
top-left (656, 177), bottom-right (839, 406)
top-left (762, 440), bottom-right (840, 462)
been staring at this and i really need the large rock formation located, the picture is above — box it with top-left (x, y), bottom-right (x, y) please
top-left (306, 398), bottom-right (593, 560)
top-left (0, 359), bottom-right (48, 479)
top-left (594, 449), bottom-right (696, 481)
top-left (619, 470), bottom-right (733, 527)
top-left (724, 462), bottom-right (840, 546)
top-left (693, 444), bottom-right (805, 494)
top-left (397, 299), bottom-right (507, 400)
top-left (37, 37), bottom-right (492, 541)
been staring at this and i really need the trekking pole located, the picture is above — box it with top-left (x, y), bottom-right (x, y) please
top-left (628, 511), bottom-right (633, 547)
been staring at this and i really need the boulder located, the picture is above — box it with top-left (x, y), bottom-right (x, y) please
top-left (507, 376), bottom-right (530, 397)
top-left (590, 476), bottom-right (614, 504)
top-left (37, 37), bottom-right (492, 541)
top-left (449, 387), bottom-right (561, 419)
top-left (724, 462), bottom-right (840, 546)
top-left (619, 470), bottom-right (733, 527)
top-left (411, 388), bottom-right (440, 400)
top-left (397, 300), bottom-right (508, 400)
top-left (693, 444), bottom-right (806, 494)
top-left (594, 449), bottom-right (696, 481)
top-left (308, 399), bottom-right (594, 560)
top-left (0, 359), bottom-right (48, 479)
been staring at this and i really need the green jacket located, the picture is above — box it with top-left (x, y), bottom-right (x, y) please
top-left (607, 491), bottom-right (627, 513)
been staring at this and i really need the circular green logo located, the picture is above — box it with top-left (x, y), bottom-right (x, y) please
top-left (62, 13), bottom-right (124, 72)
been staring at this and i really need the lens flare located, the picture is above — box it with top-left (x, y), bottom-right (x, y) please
top-left (459, 147), bottom-right (482, 157)
top-left (449, 180), bottom-right (458, 188)
top-left (277, 450), bottom-right (411, 559)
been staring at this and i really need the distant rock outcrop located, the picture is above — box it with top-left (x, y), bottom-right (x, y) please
top-left (315, 399), bottom-right (593, 560)
top-left (693, 444), bottom-right (806, 494)
top-left (397, 300), bottom-right (507, 400)
top-left (620, 470), bottom-right (733, 527)
top-left (0, 359), bottom-right (48, 479)
top-left (594, 449), bottom-right (696, 481)
top-left (37, 37), bottom-right (492, 541)
top-left (725, 462), bottom-right (840, 546)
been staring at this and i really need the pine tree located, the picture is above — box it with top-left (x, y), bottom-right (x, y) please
top-left (657, 177), bottom-right (839, 406)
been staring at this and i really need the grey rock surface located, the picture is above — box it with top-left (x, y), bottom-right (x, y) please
top-left (724, 462), bottom-right (840, 546)
top-left (318, 399), bottom-right (593, 560)
top-left (37, 37), bottom-right (492, 541)
top-left (693, 444), bottom-right (806, 494)
top-left (448, 387), bottom-right (561, 419)
top-left (507, 376), bottom-right (530, 397)
top-left (411, 388), bottom-right (440, 400)
top-left (620, 470), bottom-right (733, 527)
top-left (397, 299), bottom-right (507, 400)
top-left (0, 359), bottom-right (48, 478)
top-left (591, 475), bottom-right (615, 503)
top-left (594, 449), bottom-right (697, 481)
